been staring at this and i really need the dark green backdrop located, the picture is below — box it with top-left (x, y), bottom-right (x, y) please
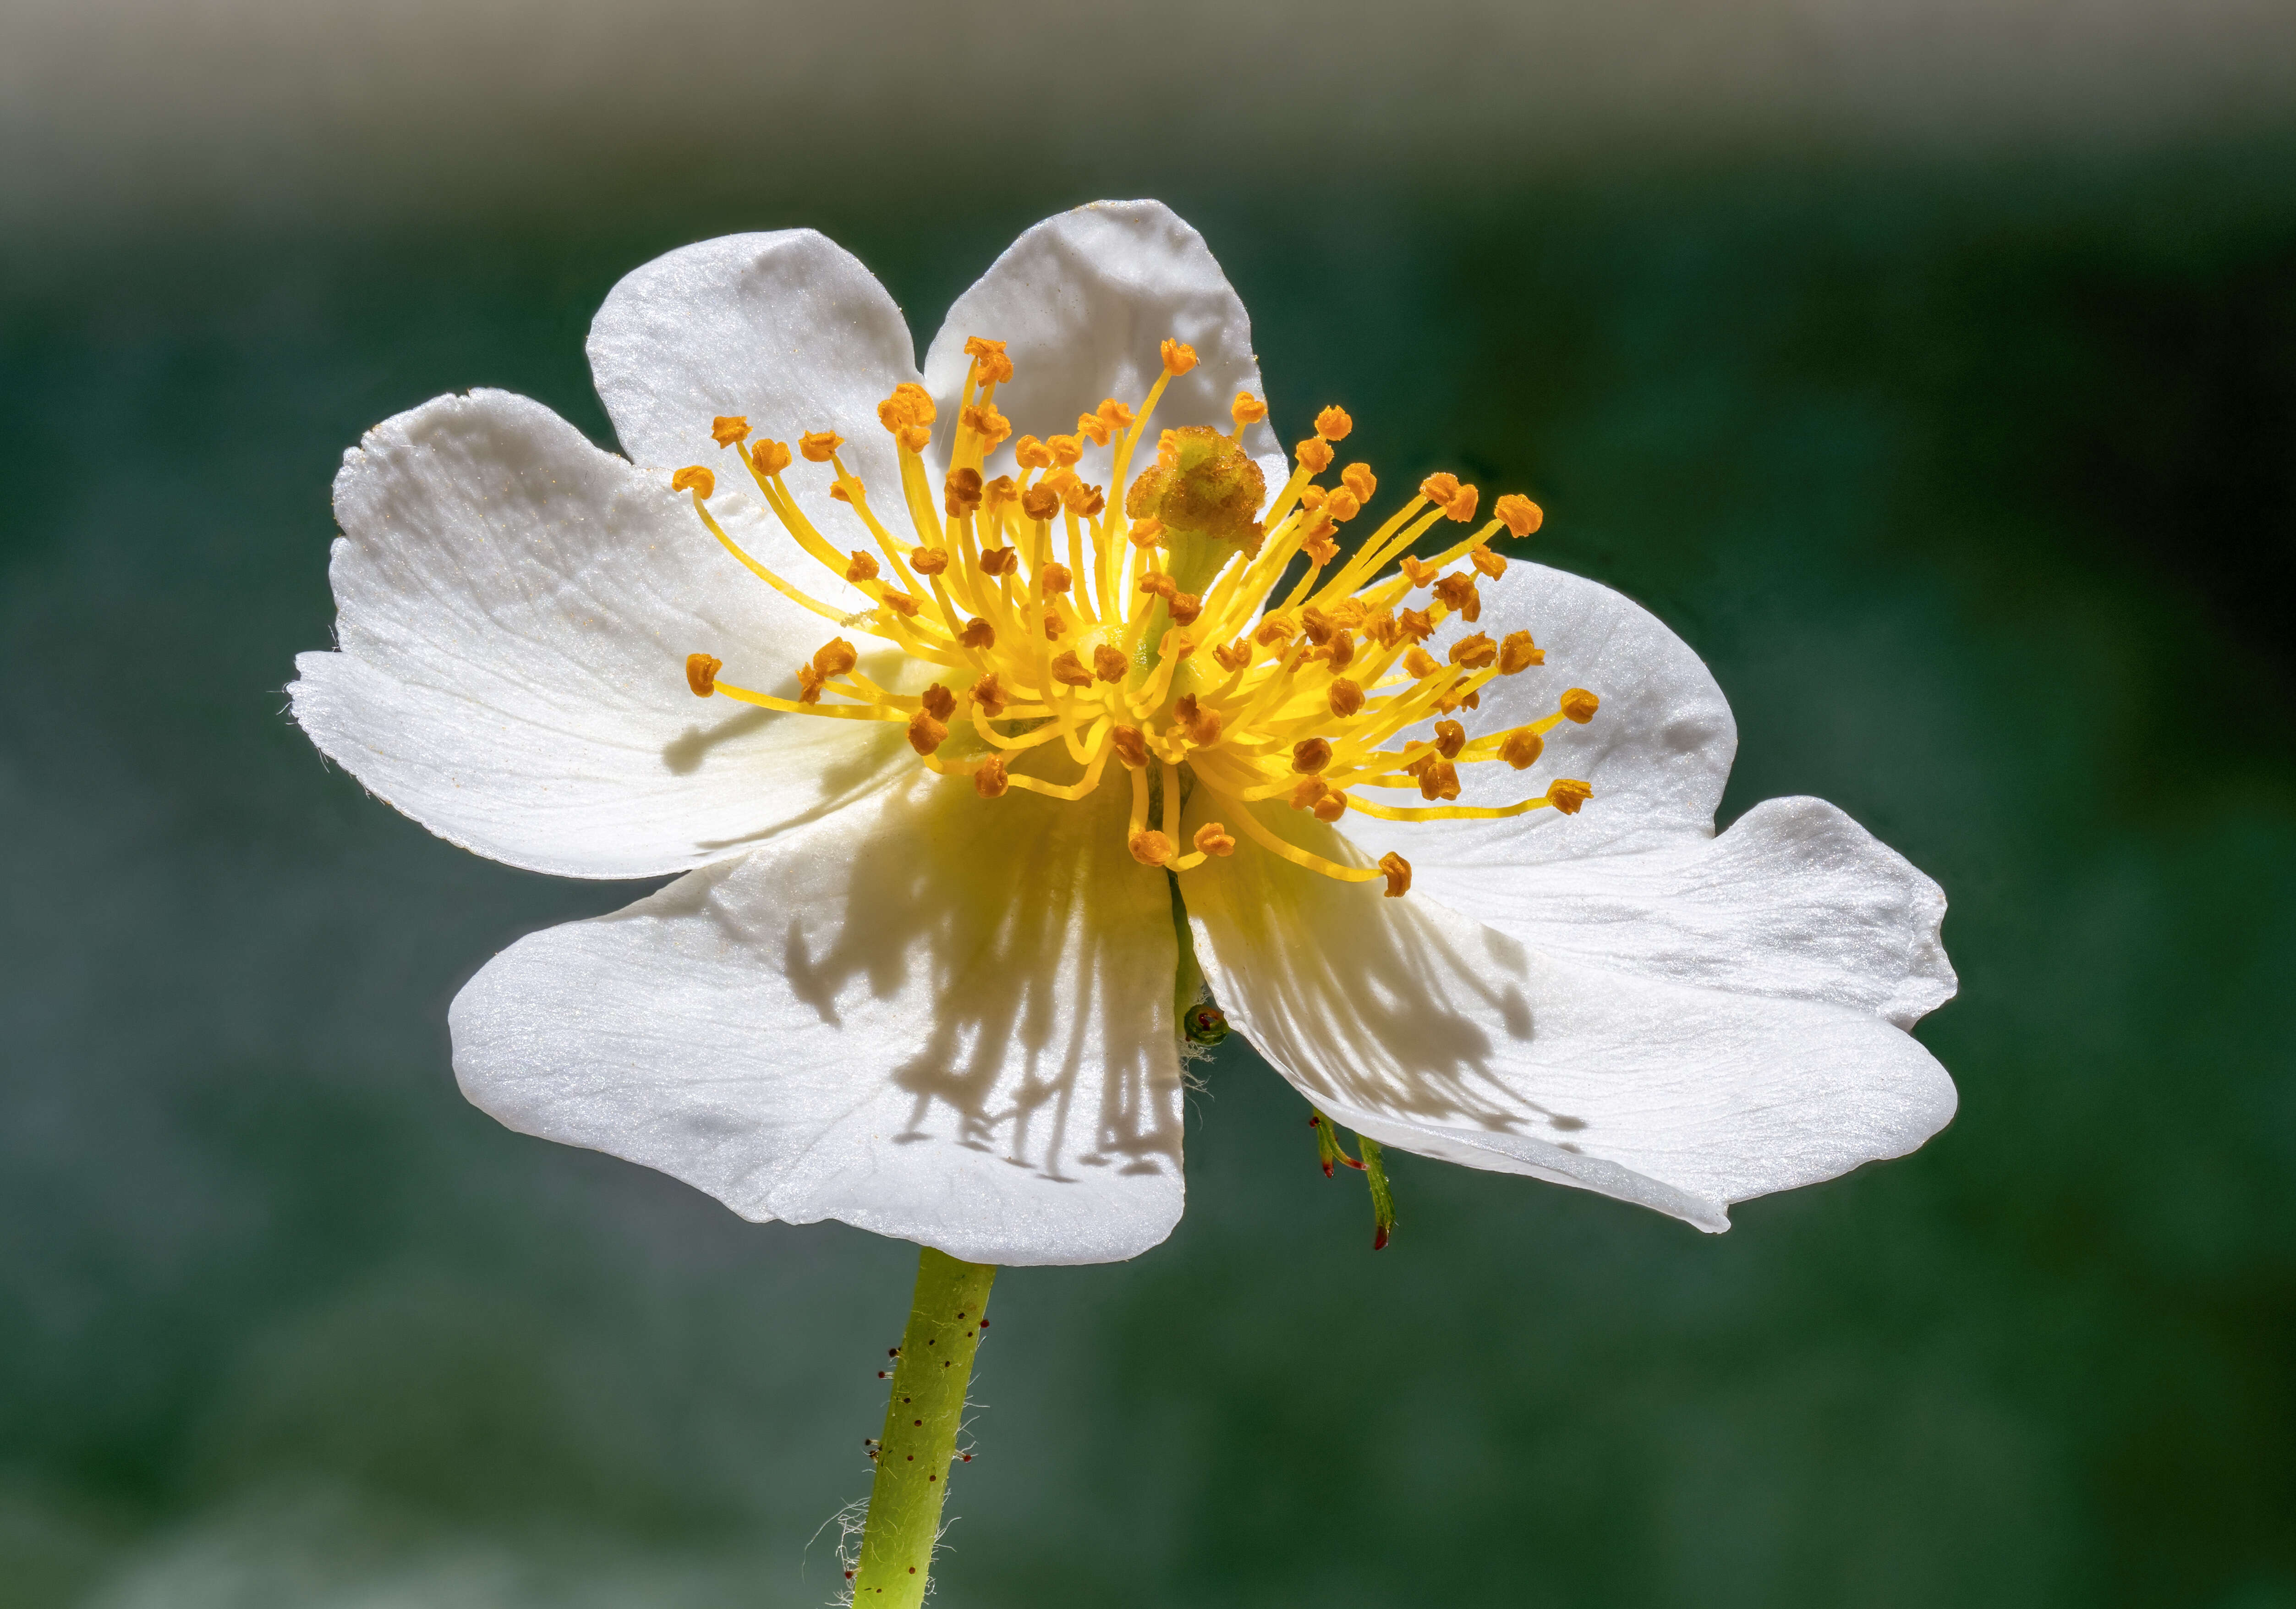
top-left (4, 143), bottom-right (2293, 1606)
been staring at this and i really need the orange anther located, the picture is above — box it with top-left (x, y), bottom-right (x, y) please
top-left (970, 671), bottom-right (1008, 716)
top-left (1363, 609), bottom-right (1403, 648)
top-left (1416, 758), bottom-right (1462, 802)
top-left (1296, 438), bottom-right (1334, 474)
top-left (1293, 737), bottom-right (1333, 774)
top-left (979, 546), bottom-right (1019, 577)
top-left (1062, 482), bottom-right (1106, 519)
top-left (961, 402), bottom-right (1011, 447)
top-left (1419, 472), bottom-right (1461, 506)
top-left (1445, 484), bottom-right (1480, 523)
top-left (1434, 719), bottom-right (1466, 758)
top-left (1044, 608), bottom-right (1064, 639)
top-left (1138, 572), bottom-right (1177, 600)
top-left (1449, 632), bottom-right (1497, 669)
top-left (1471, 546), bottom-right (1507, 579)
top-left (963, 336), bottom-right (1013, 384)
top-left (1322, 630), bottom-right (1356, 672)
top-left (980, 475), bottom-right (1018, 516)
top-left (1078, 399), bottom-right (1133, 446)
top-left (895, 382), bottom-right (937, 425)
top-left (1495, 494), bottom-right (1543, 537)
top-left (1160, 339), bottom-right (1198, 376)
top-left (685, 653), bottom-right (722, 697)
top-left (1017, 484), bottom-right (1059, 521)
top-left (1404, 648), bottom-right (1440, 679)
top-left (1193, 822), bottom-right (1236, 857)
top-left (1047, 434), bottom-right (1084, 467)
top-left (827, 484), bottom-right (852, 505)
top-left (1162, 630), bottom-right (1196, 660)
top-left (1168, 591), bottom-right (1204, 627)
top-left (1315, 406), bottom-right (1353, 441)
top-left (1433, 572), bottom-right (1482, 623)
top-left (1129, 829), bottom-right (1174, 867)
top-left (1049, 650), bottom-right (1095, 688)
top-left (907, 710), bottom-right (948, 755)
top-left (1325, 490), bottom-right (1362, 523)
top-left (1173, 694), bottom-right (1222, 746)
top-left (1559, 688), bottom-right (1600, 724)
top-left (1312, 790), bottom-right (1349, 824)
top-left (1093, 644), bottom-right (1129, 682)
top-left (749, 439), bottom-right (792, 477)
top-left (1302, 524), bottom-right (1340, 566)
top-left (1328, 678), bottom-right (1365, 718)
top-left (919, 684), bottom-right (957, 722)
top-left (846, 551), bottom-right (881, 583)
top-left (974, 757), bottom-right (1010, 798)
top-left (909, 547), bottom-right (950, 577)
top-left (795, 664), bottom-right (825, 704)
top-left (881, 592), bottom-right (921, 617)
top-left (800, 430), bottom-right (843, 463)
top-left (1041, 561), bottom-right (1073, 595)
top-left (898, 424), bottom-right (932, 453)
top-left (1341, 463), bottom-right (1376, 502)
top-left (1289, 775), bottom-right (1328, 810)
top-left (1299, 486), bottom-right (1327, 511)
top-left (1231, 392), bottom-right (1268, 430)
top-left (959, 617), bottom-right (995, 650)
top-left (710, 417), bottom-right (750, 447)
top-left (1399, 556), bottom-right (1436, 589)
top-left (1548, 779), bottom-right (1593, 815)
top-left (1212, 639), bottom-right (1252, 671)
top-left (1112, 725), bottom-right (1149, 767)
top-left (944, 467), bottom-right (983, 517)
top-left (1498, 729), bottom-right (1545, 769)
top-left (1300, 605), bottom-right (1336, 646)
top-left (1254, 614), bottom-right (1296, 648)
top-left (1128, 517), bottom-right (1166, 549)
top-left (1397, 608), bottom-right (1435, 642)
top-left (670, 466), bottom-right (714, 497)
top-left (1499, 630), bottom-right (1542, 674)
top-left (1378, 852), bottom-right (1411, 898)
top-left (1014, 436), bottom-right (1053, 470)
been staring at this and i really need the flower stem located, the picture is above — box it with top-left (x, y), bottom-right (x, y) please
top-left (852, 1247), bottom-right (997, 1605)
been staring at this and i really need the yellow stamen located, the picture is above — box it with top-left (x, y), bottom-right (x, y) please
top-left (669, 331), bottom-right (1609, 892)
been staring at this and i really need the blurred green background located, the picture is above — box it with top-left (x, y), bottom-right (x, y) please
top-left (5, 3), bottom-right (2296, 1604)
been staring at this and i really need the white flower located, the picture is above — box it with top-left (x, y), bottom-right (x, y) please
top-left (290, 200), bottom-right (1957, 1267)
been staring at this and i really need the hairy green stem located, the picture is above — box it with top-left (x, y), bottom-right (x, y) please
top-left (851, 1247), bottom-right (997, 1605)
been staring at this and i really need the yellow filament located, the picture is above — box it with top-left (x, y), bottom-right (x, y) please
top-left (687, 495), bottom-right (850, 626)
top-left (1345, 792), bottom-right (1562, 821)
top-left (713, 680), bottom-right (907, 721)
top-left (1214, 790), bottom-right (1388, 884)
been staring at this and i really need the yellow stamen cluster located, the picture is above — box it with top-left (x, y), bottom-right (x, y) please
top-left (674, 338), bottom-right (1591, 896)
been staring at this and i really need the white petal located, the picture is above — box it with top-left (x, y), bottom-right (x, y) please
top-left (587, 229), bottom-right (926, 582)
top-left (1181, 800), bottom-right (1956, 1231)
top-left (449, 773), bottom-right (1187, 1266)
top-left (290, 389), bottom-right (905, 879)
top-left (922, 200), bottom-right (1286, 500)
top-left (1399, 795), bottom-right (1956, 1029)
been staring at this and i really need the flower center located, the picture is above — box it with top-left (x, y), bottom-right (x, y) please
top-left (673, 335), bottom-right (1597, 896)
